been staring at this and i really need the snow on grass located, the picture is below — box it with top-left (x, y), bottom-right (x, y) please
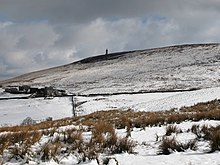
top-left (113, 121), bottom-right (220, 165)
top-left (1, 98), bottom-right (220, 165)
top-left (4, 120), bottom-right (218, 165)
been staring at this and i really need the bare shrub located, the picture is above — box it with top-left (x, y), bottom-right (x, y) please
top-left (165, 125), bottom-right (182, 136)
top-left (90, 122), bottom-right (117, 152)
top-left (182, 140), bottom-right (197, 151)
top-left (0, 135), bottom-right (9, 155)
top-left (209, 130), bottom-right (220, 152)
top-left (30, 131), bottom-right (42, 144)
top-left (40, 142), bottom-right (62, 163)
top-left (8, 143), bottom-right (32, 162)
top-left (190, 124), bottom-right (220, 152)
top-left (63, 130), bottom-right (86, 157)
top-left (113, 137), bottom-right (136, 154)
top-left (64, 129), bottom-right (83, 145)
top-left (158, 137), bottom-right (196, 155)
top-left (21, 117), bottom-right (36, 125)
top-left (158, 137), bottom-right (183, 155)
top-left (191, 124), bottom-right (202, 139)
top-left (90, 122), bottom-right (136, 154)
top-left (191, 125), bottom-right (210, 140)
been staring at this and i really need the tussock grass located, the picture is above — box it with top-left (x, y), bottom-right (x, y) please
top-left (0, 99), bottom-right (220, 160)
top-left (158, 137), bottom-right (197, 155)
top-left (40, 142), bottom-right (62, 162)
top-left (0, 122), bottom-right (136, 163)
top-left (1, 99), bottom-right (220, 134)
top-left (190, 124), bottom-right (220, 152)
top-left (209, 130), bottom-right (220, 152)
top-left (90, 122), bottom-right (136, 154)
top-left (165, 125), bottom-right (182, 136)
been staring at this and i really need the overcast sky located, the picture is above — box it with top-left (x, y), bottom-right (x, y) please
top-left (0, 0), bottom-right (220, 80)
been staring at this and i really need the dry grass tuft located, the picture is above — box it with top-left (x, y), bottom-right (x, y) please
top-left (190, 124), bottom-right (220, 153)
top-left (40, 142), bottom-right (62, 163)
top-left (165, 125), bottom-right (182, 136)
top-left (90, 122), bottom-right (136, 154)
top-left (158, 137), bottom-right (197, 155)
top-left (0, 99), bottom-right (220, 160)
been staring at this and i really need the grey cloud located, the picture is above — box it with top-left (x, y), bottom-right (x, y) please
top-left (1, 0), bottom-right (219, 23)
top-left (0, 0), bottom-right (145, 23)
top-left (0, 22), bottom-right (76, 79)
top-left (1, 0), bottom-right (220, 80)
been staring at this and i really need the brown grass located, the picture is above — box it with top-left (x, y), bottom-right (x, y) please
top-left (209, 130), bottom-right (220, 152)
top-left (40, 142), bottom-right (62, 162)
top-left (158, 137), bottom-right (197, 155)
top-left (1, 99), bottom-right (220, 135)
top-left (165, 125), bottom-right (182, 136)
top-left (191, 124), bottom-right (210, 140)
top-left (8, 143), bottom-right (32, 161)
top-left (90, 122), bottom-right (136, 154)
top-left (0, 99), bottom-right (220, 159)
top-left (190, 124), bottom-right (220, 153)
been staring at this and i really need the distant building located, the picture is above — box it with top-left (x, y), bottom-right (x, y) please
top-left (5, 87), bottom-right (19, 94)
top-left (4, 86), bottom-right (67, 97)
top-left (19, 85), bottom-right (31, 93)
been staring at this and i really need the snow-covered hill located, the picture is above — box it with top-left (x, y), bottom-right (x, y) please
top-left (1, 43), bottom-right (220, 95)
top-left (1, 44), bottom-right (220, 165)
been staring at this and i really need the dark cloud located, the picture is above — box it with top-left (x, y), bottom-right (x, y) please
top-left (1, 0), bottom-right (220, 80)
top-left (0, 0), bottom-right (145, 23)
top-left (0, 0), bottom-right (211, 23)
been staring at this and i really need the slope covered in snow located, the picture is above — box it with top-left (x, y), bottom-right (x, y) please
top-left (0, 97), bottom-right (73, 126)
top-left (1, 43), bottom-right (220, 95)
top-left (1, 43), bottom-right (220, 164)
top-left (1, 86), bottom-right (220, 126)
top-left (76, 87), bottom-right (220, 115)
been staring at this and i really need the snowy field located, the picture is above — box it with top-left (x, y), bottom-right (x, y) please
top-left (1, 87), bottom-right (220, 126)
top-left (77, 87), bottom-right (220, 115)
top-left (0, 89), bottom-right (73, 126)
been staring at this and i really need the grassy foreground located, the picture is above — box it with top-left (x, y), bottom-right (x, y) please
top-left (0, 99), bottom-right (220, 164)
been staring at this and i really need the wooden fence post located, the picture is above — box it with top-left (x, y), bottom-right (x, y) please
top-left (71, 96), bottom-right (76, 117)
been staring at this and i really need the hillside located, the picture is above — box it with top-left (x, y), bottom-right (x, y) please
top-left (1, 43), bottom-right (220, 95)
top-left (1, 43), bottom-right (220, 164)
